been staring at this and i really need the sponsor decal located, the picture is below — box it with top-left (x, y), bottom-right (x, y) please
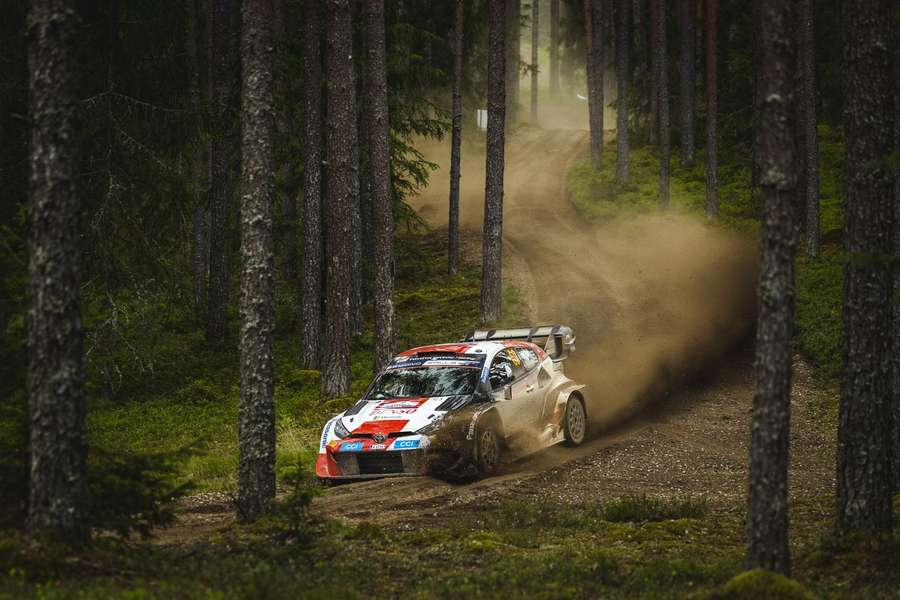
top-left (340, 441), bottom-right (364, 452)
top-left (320, 420), bottom-right (332, 450)
top-left (393, 439), bottom-right (420, 450)
top-left (378, 399), bottom-right (423, 409)
top-left (369, 444), bottom-right (386, 450)
top-left (386, 356), bottom-right (484, 370)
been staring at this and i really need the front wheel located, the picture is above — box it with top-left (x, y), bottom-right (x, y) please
top-left (474, 425), bottom-right (502, 476)
top-left (563, 395), bottom-right (587, 446)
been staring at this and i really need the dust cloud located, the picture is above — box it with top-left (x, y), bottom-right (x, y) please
top-left (412, 127), bottom-right (758, 433)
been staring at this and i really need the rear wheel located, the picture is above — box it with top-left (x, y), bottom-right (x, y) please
top-left (474, 425), bottom-right (502, 476)
top-left (563, 395), bottom-right (587, 446)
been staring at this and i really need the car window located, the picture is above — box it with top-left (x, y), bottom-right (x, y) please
top-left (367, 367), bottom-right (479, 399)
top-left (516, 348), bottom-right (540, 372)
top-left (489, 349), bottom-right (525, 390)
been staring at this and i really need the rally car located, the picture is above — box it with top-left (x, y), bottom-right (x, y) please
top-left (316, 325), bottom-right (587, 482)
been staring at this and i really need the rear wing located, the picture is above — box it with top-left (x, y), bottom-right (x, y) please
top-left (462, 325), bottom-right (576, 361)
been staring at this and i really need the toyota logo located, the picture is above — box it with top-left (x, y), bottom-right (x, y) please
top-left (373, 432), bottom-right (386, 444)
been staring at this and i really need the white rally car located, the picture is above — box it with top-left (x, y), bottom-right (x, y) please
top-left (316, 325), bottom-right (587, 482)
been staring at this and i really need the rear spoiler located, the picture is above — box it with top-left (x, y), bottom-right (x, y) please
top-left (462, 325), bottom-right (576, 361)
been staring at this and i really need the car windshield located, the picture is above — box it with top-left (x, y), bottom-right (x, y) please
top-left (367, 367), bottom-right (479, 399)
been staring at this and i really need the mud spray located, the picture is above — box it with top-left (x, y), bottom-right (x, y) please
top-left (413, 126), bottom-right (758, 437)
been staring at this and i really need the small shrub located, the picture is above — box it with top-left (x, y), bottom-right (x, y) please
top-left (602, 495), bottom-right (708, 523)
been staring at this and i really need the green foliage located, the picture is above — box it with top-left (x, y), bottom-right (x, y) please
top-left (718, 569), bottom-right (818, 600)
top-left (601, 495), bottom-right (709, 523)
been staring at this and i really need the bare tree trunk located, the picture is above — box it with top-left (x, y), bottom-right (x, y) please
top-left (801, 0), bottom-right (819, 257)
top-left (549, 0), bottom-right (559, 95)
top-left (653, 0), bottom-right (669, 208)
top-left (448, 0), bottom-right (464, 276)
top-left (678, 0), bottom-right (695, 166)
top-left (274, 0), bottom-right (297, 286)
top-left (206, 0), bottom-right (237, 344)
top-left (747, 1), bottom-right (798, 575)
top-left (704, 0), bottom-right (717, 218)
top-left (750, 0), bottom-right (762, 214)
top-left (616, 0), bottom-right (630, 183)
top-left (367, 0), bottom-right (394, 374)
top-left (584, 0), bottom-right (604, 170)
top-left (237, 0), bottom-right (276, 522)
top-left (187, 0), bottom-right (208, 314)
top-left (300, 0), bottom-right (323, 370)
top-left (322, 0), bottom-right (354, 398)
top-left (482, 0), bottom-right (506, 324)
top-left (531, 0), bottom-right (539, 122)
top-left (648, 0), bottom-right (658, 145)
top-left (837, 0), bottom-right (895, 534)
top-left (26, 0), bottom-right (88, 547)
top-left (894, 9), bottom-right (900, 496)
top-left (506, 0), bottom-right (520, 124)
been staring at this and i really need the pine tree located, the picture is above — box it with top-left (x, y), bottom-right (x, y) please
top-left (616, 0), bottom-right (630, 183)
top-left (584, 0), bottom-right (604, 170)
top-left (186, 0), bottom-right (208, 313)
top-left (530, 0), bottom-right (539, 122)
top-left (549, 0), bottom-right (560, 95)
top-left (322, 0), bottom-right (354, 398)
top-left (747, 0), bottom-right (798, 575)
top-left (506, 0), bottom-right (521, 123)
top-left (26, 0), bottom-right (89, 546)
top-left (800, 0), bottom-right (819, 257)
top-left (704, 0), bottom-right (717, 218)
top-left (367, 0), bottom-right (394, 374)
top-left (482, 0), bottom-right (507, 323)
top-left (678, 0), bottom-right (695, 166)
top-left (300, 0), bottom-right (323, 370)
top-left (653, 0), bottom-right (669, 208)
top-left (448, 0), bottom-right (464, 276)
top-left (237, 0), bottom-right (276, 521)
top-left (836, 0), bottom-right (895, 534)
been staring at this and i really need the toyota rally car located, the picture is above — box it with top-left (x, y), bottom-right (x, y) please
top-left (316, 325), bottom-right (587, 482)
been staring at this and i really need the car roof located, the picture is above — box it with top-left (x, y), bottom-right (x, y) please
top-left (395, 340), bottom-right (543, 359)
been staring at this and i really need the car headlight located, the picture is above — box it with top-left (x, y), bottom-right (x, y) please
top-left (333, 418), bottom-right (351, 439)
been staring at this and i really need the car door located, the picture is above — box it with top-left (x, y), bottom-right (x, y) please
top-left (514, 347), bottom-right (546, 429)
top-left (488, 348), bottom-right (530, 435)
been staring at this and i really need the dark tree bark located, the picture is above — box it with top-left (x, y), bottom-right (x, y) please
top-left (367, 0), bottom-right (394, 374)
top-left (678, 0), bottom-right (695, 166)
top-left (506, 0), bottom-right (521, 124)
top-left (26, 0), bottom-right (88, 546)
top-left (584, 0), bottom-right (604, 170)
top-left (448, 0), bottom-right (464, 276)
top-left (322, 0), bottom-right (354, 397)
top-left (237, 0), bottom-right (276, 522)
top-left (750, 0), bottom-right (763, 213)
top-left (274, 0), bottom-right (297, 285)
top-left (653, 0), bottom-right (669, 208)
top-left (837, 0), bottom-right (895, 534)
top-left (530, 0), bottom-right (539, 122)
top-left (615, 0), bottom-right (630, 183)
top-left (187, 0), bottom-right (208, 313)
top-left (894, 8), bottom-right (900, 495)
top-left (747, 0), bottom-right (798, 575)
top-left (800, 0), bottom-right (819, 257)
top-left (300, 0), bottom-right (323, 370)
top-left (549, 0), bottom-right (559, 95)
top-left (206, 0), bottom-right (237, 344)
top-left (704, 0), bottom-right (717, 218)
top-left (648, 0), bottom-right (659, 145)
top-left (482, 0), bottom-right (506, 323)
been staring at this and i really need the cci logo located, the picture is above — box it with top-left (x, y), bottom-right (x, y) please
top-left (393, 439), bottom-right (420, 450)
top-left (340, 441), bottom-right (364, 452)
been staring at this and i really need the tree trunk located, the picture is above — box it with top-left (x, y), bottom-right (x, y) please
top-left (648, 0), bottom-right (658, 145)
top-left (549, 0), bottom-right (559, 95)
top-left (530, 0), bottom-right (539, 122)
top-left (704, 0), bottom-right (717, 218)
top-left (506, 0), bottom-right (520, 124)
top-left (584, 0), bottom-right (604, 170)
top-left (837, 0), bottom-right (895, 534)
top-left (367, 0), bottom-right (394, 374)
top-left (187, 0), bottom-right (208, 314)
top-left (678, 0), bottom-right (695, 166)
top-left (482, 0), bottom-right (506, 324)
top-left (894, 7), bottom-right (900, 496)
top-left (206, 0), bottom-right (236, 344)
top-left (322, 0), bottom-right (354, 398)
top-left (747, 0), bottom-right (798, 575)
top-left (300, 0), bottom-right (323, 370)
top-left (448, 0), bottom-right (464, 276)
top-left (237, 0), bottom-right (276, 522)
top-left (616, 0), bottom-right (630, 183)
top-left (801, 0), bottom-right (819, 257)
top-left (26, 0), bottom-right (89, 546)
top-left (653, 0), bottom-right (669, 208)
top-left (750, 0), bottom-right (763, 214)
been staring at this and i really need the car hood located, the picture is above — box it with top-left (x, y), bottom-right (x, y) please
top-left (340, 395), bottom-right (470, 436)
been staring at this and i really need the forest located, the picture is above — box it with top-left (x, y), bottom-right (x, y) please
top-left (1, 0), bottom-right (899, 597)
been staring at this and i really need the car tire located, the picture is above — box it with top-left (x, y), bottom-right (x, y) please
top-left (563, 395), bottom-right (587, 446)
top-left (474, 424), bottom-right (502, 476)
